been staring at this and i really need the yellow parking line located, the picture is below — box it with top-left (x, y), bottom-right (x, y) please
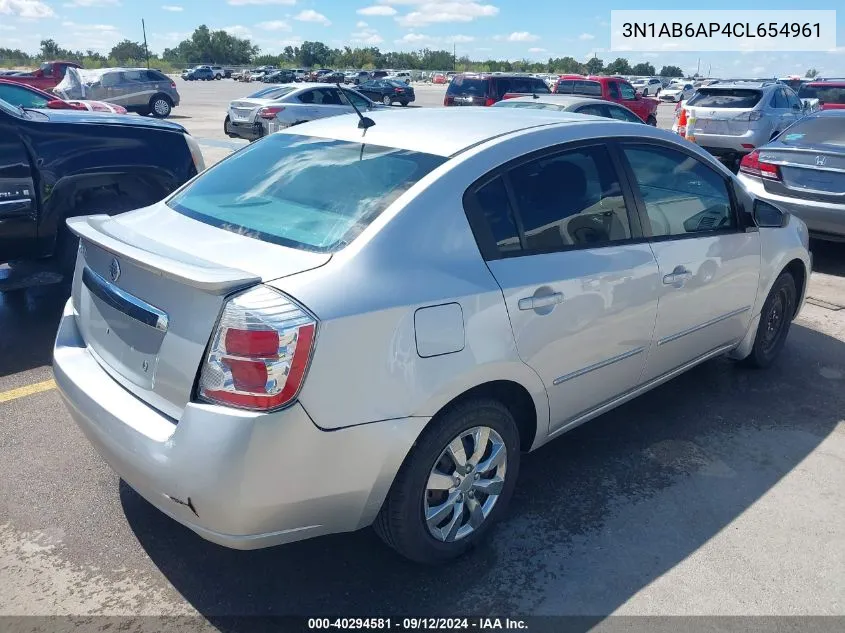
top-left (0, 379), bottom-right (57, 404)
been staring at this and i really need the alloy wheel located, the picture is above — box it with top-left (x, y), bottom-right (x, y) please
top-left (153, 99), bottom-right (170, 116)
top-left (423, 426), bottom-right (507, 543)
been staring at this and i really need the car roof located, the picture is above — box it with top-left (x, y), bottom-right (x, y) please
top-left (807, 109), bottom-right (845, 118)
top-left (806, 81), bottom-right (845, 87)
top-left (500, 95), bottom-right (615, 108)
top-left (699, 82), bottom-right (771, 90)
top-left (279, 107), bottom-right (609, 157)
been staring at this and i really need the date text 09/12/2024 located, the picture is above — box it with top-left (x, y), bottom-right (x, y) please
top-left (307, 618), bottom-right (528, 631)
top-left (622, 22), bottom-right (821, 39)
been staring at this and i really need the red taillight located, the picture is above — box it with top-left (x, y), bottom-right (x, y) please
top-left (444, 96), bottom-right (453, 106)
top-left (170, 81), bottom-right (177, 89)
top-left (258, 105), bottom-right (285, 119)
top-left (46, 99), bottom-right (72, 110)
top-left (394, 88), bottom-right (403, 93)
top-left (739, 150), bottom-right (781, 181)
top-left (199, 286), bottom-right (317, 411)
top-left (485, 97), bottom-right (495, 106)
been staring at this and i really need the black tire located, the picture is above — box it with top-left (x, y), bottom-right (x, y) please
top-left (739, 272), bottom-right (797, 369)
top-left (374, 398), bottom-right (521, 564)
top-left (400, 101), bottom-right (409, 107)
top-left (642, 88), bottom-right (649, 96)
top-left (646, 115), bottom-right (657, 126)
top-left (224, 115), bottom-right (237, 138)
top-left (149, 95), bottom-right (172, 118)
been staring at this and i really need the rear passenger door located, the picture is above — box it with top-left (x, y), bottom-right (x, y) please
top-left (464, 143), bottom-right (660, 434)
top-left (619, 142), bottom-right (760, 382)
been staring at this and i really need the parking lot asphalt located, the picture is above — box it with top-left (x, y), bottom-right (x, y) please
top-left (173, 80), bottom-right (680, 166)
top-left (0, 79), bottom-right (843, 622)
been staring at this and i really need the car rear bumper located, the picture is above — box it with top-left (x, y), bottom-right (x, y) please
top-left (53, 301), bottom-right (428, 549)
top-left (738, 174), bottom-right (845, 239)
top-left (689, 128), bottom-right (770, 154)
top-left (225, 118), bottom-right (264, 141)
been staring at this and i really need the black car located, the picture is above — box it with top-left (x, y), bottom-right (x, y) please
top-left (444, 73), bottom-right (550, 106)
top-left (320, 71), bottom-right (346, 84)
top-left (0, 99), bottom-right (204, 292)
top-left (263, 70), bottom-right (296, 84)
top-left (356, 79), bottom-right (415, 106)
top-left (185, 67), bottom-right (215, 81)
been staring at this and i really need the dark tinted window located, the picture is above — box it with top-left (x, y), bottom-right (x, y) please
top-left (168, 134), bottom-right (446, 253)
top-left (447, 76), bottom-right (488, 96)
top-left (555, 80), bottom-right (575, 94)
top-left (571, 80), bottom-right (602, 96)
top-left (687, 89), bottom-right (763, 108)
top-left (780, 116), bottom-right (845, 147)
top-left (608, 81), bottom-right (621, 99)
top-left (471, 177), bottom-right (522, 256)
top-left (771, 88), bottom-right (789, 109)
top-left (622, 144), bottom-right (735, 237)
top-left (575, 104), bottom-right (607, 117)
top-left (146, 70), bottom-right (168, 82)
top-left (508, 146), bottom-right (632, 251)
top-left (607, 104), bottom-right (641, 122)
top-left (798, 85), bottom-right (845, 104)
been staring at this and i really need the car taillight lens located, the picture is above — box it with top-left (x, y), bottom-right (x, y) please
top-left (485, 97), bottom-right (495, 106)
top-left (258, 106), bottom-right (285, 119)
top-left (444, 95), bottom-right (453, 106)
top-left (199, 286), bottom-right (317, 411)
top-left (170, 81), bottom-right (177, 89)
top-left (734, 110), bottom-right (763, 121)
top-left (739, 150), bottom-right (781, 181)
top-left (46, 99), bottom-right (73, 110)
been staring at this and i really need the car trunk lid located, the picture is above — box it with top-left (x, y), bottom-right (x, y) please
top-left (758, 145), bottom-right (845, 203)
top-left (687, 106), bottom-right (759, 136)
top-left (67, 204), bottom-right (331, 419)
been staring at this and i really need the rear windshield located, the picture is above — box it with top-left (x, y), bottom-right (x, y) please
top-left (797, 85), bottom-right (845, 104)
top-left (167, 134), bottom-right (447, 253)
top-left (247, 86), bottom-right (295, 99)
top-left (570, 80), bottom-right (602, 97)
top-left (779, 116), bottom-right (845, 147)
top-left (447, 77), bottom-right (488, 96)
top-left (687, 89), bottom-right (762, 108)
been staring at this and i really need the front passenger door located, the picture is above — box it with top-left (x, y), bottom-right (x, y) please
top-left (466, 143), bottom-right (661, 434)
top-left (620, 143), bottom-right (760, 382)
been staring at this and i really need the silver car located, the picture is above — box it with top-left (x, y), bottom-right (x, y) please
top-left (682, 82), bottom-right (808, 164)
top-left (738, 110), bottom-right (845, 242)
top-left (55, 67), bottom-right (181, 118)
top-left (54, 109), bottom-right (810, 563)
top-left (226, 83), bottom-right (380, 141)
top-left (493, 94), bottom-right (644, 123)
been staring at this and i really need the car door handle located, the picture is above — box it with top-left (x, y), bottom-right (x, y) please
top-left (518, 292), bottom-right (564, 311)
top-left (663, 266), bottom-right (692, 286)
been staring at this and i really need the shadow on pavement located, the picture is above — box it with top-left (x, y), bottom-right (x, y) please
top-left (810, 239), bottom-right (845, 277)
top-left (122, 322), bottom-right (844, 622)
top-left (0, 284), bottom-right (67, 376)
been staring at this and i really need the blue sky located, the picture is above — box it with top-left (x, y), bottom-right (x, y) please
top-left (1, 0), bottom-right (843, 76)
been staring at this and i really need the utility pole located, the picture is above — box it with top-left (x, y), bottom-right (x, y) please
top-left (142, 19), bottom-right (150, 69)
top-left (453, 42), bottom-right (456, 71)
top-left (696, 57), bottom-right (700, 76)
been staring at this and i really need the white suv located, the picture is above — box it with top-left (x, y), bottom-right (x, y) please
top-left (633, 77), bottom-right (663, 96)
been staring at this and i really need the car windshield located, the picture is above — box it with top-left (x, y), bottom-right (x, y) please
top-left (570, 81), bottom-right (602, 97)
top-left (779, 116), bottom-right (845, 147)
top-left (386, 80), bottom-right (406, 88)
top-left (167, 134), bottom-right (448, 253)
top-left (797, 85), bottom-right (845, 104)
top-left (494, 101), bottom-right (563, 111)
top-left (687, 88), bottom-right (763, 108)
top-left (447, 77), bottom-right (487, 96)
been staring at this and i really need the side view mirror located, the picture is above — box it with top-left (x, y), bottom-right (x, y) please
top-left (792, 103), bottom-right (802, 110)
top-left (753, 199), bottom-right (788, 228)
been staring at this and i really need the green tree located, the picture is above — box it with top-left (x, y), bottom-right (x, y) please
top-left (630, 62), bottom-right (655, 76)
top-left (659, 65), bottom-right (684, 77)
top-left (805, 68), bottom-right (819, 78)
top-left (109, 40), bottom-right (146, 63)
top-left (585, 56), bottom-right (604, 75)
top-left (606, 57), bottom-right (632, 75)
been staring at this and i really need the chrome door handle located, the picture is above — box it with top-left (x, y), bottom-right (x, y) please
top-left (663, 266), bottom-right (692, 286)
top-left (518, 292), bottom-right (564, 311)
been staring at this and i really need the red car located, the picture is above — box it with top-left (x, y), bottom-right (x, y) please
top-left (797, 81), bottom-right (845, 110)
top-left (0, 79), bottom-right (128, 114)
top-left (552, 74), bottom-right (587, 93)
top-left (553, 75), bottom-right (659, 125)
top-left (0, 61), bottom-right (82, 91)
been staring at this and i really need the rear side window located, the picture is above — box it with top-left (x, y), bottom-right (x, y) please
top-left (468, 177), bottom-right (522, 256)
top-left (146, 70), bottom-right (168, 82)
top-left (447, 77), bottom-right (487, 96)
top-left (687, 89), bottom-right (763, 108)
top-left (770, 88), bottom-right (789, 109)
top-left (608, 82), bottom-right (621, 99)
top-left (607, 105), bottom-right (641, 123)
top-left (798, 85), bottom-right (845, 104)
top-left (0, 84), bottom-right (48, 108)
top-left (779, 116), bottom-right (845, 147)
top-left (556, 80), bottom-right (575, 94)
top-left (168, 135), bottom-right (447, 253)
top-left (570, 80), bottom-right (602, 97)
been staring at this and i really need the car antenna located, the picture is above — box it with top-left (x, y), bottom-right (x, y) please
top-left (336, 82), bottom-right (375, 130)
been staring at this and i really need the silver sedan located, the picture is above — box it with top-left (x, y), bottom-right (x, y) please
top-left (55, 108), bottom-right (810, 563)
top-left (493, 94), bottom-right (644, 123)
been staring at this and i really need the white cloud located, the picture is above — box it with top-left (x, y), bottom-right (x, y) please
top-left (578, 33), bottom-right (595, 40)
top-left (295, 9), bottom-right (330, 25)
top-left (395, 1), bottom-right (499, 28)
top-left (497, 31), bottom-right (539, 42)
top-left (476, 46), bottom-right (492, 52)
top-left (61, 21), bottom-right (118, 31)
top-left (452, 34), bottom-right (474, 42)
top-left (358, 5), bottom-right (396, 15)
top-left (351, 29), bottom-right (384, 45)
top-left (0, 23), bottom-right (14, 29)
top-left (751, 65), bottom-right (766, 74)
top-left (161, 4), bottom-right (182, 10)
top-left (356, 20), bottom-right (368, 28)
top-left (528, 47), bottom-right (546, 53)
top-left (227, 0), bottom-right (295, 5)
top-left (395, 32), bottom-right (474, 45)
top-left (256, 20), bottom-right (291, 31)
top-left (223, 24), bottom-right (252, 38)
top-left (397, 32), bottom-right (430, 43)
top-left (0, 0), bottom-right (55, 18)
top-left (63, 0), bottom-right (120, 6)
